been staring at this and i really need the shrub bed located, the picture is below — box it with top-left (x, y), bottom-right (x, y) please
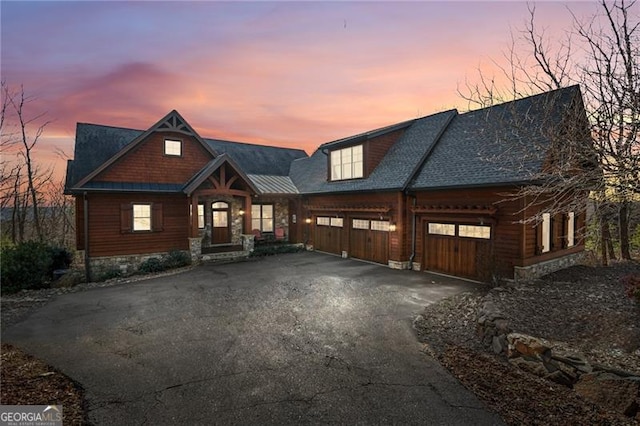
top-left (1, 242), bottom-right (72, 294)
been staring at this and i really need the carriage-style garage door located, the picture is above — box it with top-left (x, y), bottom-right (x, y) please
top-left (314, 217), bottom-right (343, 255)
top-left (350, 219), bottom-right (389, 265)
top-left (424, 222), bottom-right (492, 280)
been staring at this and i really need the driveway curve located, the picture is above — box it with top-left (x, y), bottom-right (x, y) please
top-left (4, 252), bottom-right (503, 425)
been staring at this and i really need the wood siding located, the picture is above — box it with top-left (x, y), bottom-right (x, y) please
top-left (414, 187), bottom-right (523, 278)
top-left (95, 131), bottom-right (212, 184)
top-left (304, 192), bottom-right (405, 263)
top-left (82, 193), bottom-right (189, 257)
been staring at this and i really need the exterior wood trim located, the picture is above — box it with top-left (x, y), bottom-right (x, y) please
top-left (412, 205), bottom-right (497, 215)
top-left (74, 110), bottom-right (216, 190)
top-left (305, 204), bottom-right (392, 213)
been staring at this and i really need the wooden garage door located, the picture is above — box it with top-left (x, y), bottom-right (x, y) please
top-left (314, 217), bottom-right (343, 255)
top-left (424, 222), bottom-right (491, 280)
top-left (350, 219), bottom-right (389, 265)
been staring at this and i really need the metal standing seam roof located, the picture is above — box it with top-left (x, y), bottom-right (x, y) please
top-left (247, 175), bottom-right (299, 194)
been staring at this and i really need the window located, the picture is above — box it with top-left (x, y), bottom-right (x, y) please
top-left (370, 220), bottom-right (390, 231)
top-left (330, 217), bottom-right (344, 227)
top-left (198, 204), bottom-right (205, 229)
top-left (459, 225), bottom-right (491, 239)
top-left (164, 139), bottom-right (182, 156)
top-left (316, 217), bottom-right (330, 226)
top-left (212, 202), bottom-right (228, 228)
top-left (121, 203), bottom-right (162, 233)
top-left (252, 204), bottom-right (274, 232)
top-left (352, 219), bottom-right (370, 230)
top-left (330, 145), bottom-right (363, 181)
top-left (428, 223), bottom-right (455, 236)
top-left (133, 204), bottom-right (151, 231)
top-left (567, 212), bottom-right (575, 248)
top-left (541, 213), bottom-right (551, 253)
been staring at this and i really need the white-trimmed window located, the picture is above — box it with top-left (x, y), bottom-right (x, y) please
top-left (459, 225), bottom-right (491, 239)
top-left (133, 204), bottom-right (152, 231)
top-left (317, 217), bottom-right (331, 226)
top-left (330, 217), bottom-right (344, 227)
top-left (428, 223), bottom-right (455, 236)
top-left (330, 145), bottom-right (363, 181)
top-left (252, 204), bottom-right (274, 232)
top-left (567, 212), bottom-right (575, 248)
top-left (541, 213), bottom-right (551, 253)
top-left (164, 139), bottom-right (182, 156)
top-left (370, 220), bottom-right (390, 231)
top-left (352, 219), bottom-right (370, 230)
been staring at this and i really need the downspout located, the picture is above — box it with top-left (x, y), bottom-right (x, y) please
top-left (408, 195), bottom-right (417, 270)
top-left (83, 192), bottom-right (91, 283)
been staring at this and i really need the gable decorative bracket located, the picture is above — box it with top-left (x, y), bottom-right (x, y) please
top-left (156, 114), bottom-right (193, 135)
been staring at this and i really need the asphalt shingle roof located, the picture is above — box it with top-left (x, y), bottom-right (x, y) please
top-left (66, 123), bottom-right (307, 192)
top-left (66, 86), bottom-right (582, 196)
top-left (409, 85), bottom-right (581, 190)
top-left (289, 110), bottom-right (457, 194)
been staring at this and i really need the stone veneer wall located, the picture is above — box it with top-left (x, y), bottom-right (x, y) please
top-left (514, 252), bottom-right (584, 282)
top-left (88, 250), bottom-right (190, 279)
top-left (198, 196), bottom-right (244, 246)
top-left (258, 197), bottom-right (290, 239)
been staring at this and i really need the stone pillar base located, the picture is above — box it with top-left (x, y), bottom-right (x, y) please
top-left (388, 260), bottom-right (411, 270)
top-left (189, 238), bottom-right (202, 263)
top-left (241, 234), bottom-right (255, 252)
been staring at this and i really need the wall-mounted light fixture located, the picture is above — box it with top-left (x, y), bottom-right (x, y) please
top-left (305, 217), bottom-right (312, 224)
top-left (389, 223), bottom-right (397, 232)
top-left (239, 209), bottom-right (245, 216)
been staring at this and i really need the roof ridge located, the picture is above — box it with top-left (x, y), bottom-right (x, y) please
top-left (463, 84), bottom-right (580, 115)
top-left (402, 110), bottom-right (458, 191)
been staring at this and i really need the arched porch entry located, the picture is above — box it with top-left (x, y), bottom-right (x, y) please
top-left (183, 154), bottom-right (259, 255)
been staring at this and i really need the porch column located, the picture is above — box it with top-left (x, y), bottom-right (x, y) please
top-left (244, 195), bottom-right (252, 232)
top-left (190, 195), bottom-right (199, 238)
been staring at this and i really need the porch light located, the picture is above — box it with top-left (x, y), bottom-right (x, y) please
top-left (305, 217), bottom-right (312, 224)
top-left (389, 223), bottom-right (397, 232)
top-left (239, 209), bottom-right (245, 216)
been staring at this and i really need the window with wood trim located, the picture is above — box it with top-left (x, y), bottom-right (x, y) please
top-left (252, 204), bottom-right (273, 232)
top-left (370, 220), bottom-right (390, 231)
top-left (316, 217), bottom-right (330, 226)
top-left (352, 219), bottom-right (370, 230)
top-left (428, 223), bottom-right (455, 236)
top-left (567, 212), bottom-right (575, 248)
top-left (541, 213), bottom-right (551, 253)
top-left (164, 139), bottom-right (182, 156)
top-left (121, 203), bottom-right (163, 233)
top-left (330, 217), bottom-right (343, 227)
top-left (198, 204), bottom-right (205, 229)
top-left (330, 145), bottom-right (363, 181)
top-left (459, 225), bottom-right (491, 239)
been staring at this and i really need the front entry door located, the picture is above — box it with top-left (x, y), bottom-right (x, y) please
top-left (212, 201), bottom-right (231, 244)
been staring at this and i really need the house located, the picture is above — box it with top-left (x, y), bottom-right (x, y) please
top-left (65, 85), bottom-right (589, 281)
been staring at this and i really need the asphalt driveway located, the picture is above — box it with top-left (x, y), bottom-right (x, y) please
top-left (4, 252), bottom-right (503, 425)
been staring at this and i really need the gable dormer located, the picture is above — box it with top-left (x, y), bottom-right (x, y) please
top-left (322, 121), bottom-right (412, 182)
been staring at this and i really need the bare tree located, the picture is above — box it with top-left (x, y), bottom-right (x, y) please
top-left (575, 0), bottom-right (640, 259)
top-left (1, 83), bottom-right (52, 243)
top-left (458, 0), bottom-right (639, 264)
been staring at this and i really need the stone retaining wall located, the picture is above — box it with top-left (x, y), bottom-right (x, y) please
top-left (476, 290), bottom-right (640, 420)
top-left (88, 250), bottom-right (190, 279)
top-left (514, 252), bottom-right (585, 282)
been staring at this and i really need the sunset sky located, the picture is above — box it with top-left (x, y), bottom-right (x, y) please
top-left (1, 1), bottom-right (600, 184)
